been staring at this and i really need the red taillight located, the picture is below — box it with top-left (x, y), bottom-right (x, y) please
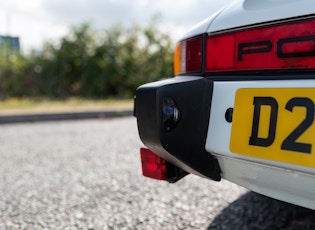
top-left (174, 36), bottom-right (202, 75)
top-left (140, 148), bottom-right (167, 180)
top-left (186, 36), bottom-right (202, 73)
top-left (206, 34), bottom-right (234, 70)
top-left (206, 18), bottom-right (315, 72)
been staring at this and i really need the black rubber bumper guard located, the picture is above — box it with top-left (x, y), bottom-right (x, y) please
top-left (134, 76), bottom-right (221, 181)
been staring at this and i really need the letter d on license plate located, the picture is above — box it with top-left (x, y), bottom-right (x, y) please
top-left (230, 88), bottom-right (315, 168)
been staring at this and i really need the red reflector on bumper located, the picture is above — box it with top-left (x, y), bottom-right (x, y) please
top-left (140, 148), bottom-right (167, 180)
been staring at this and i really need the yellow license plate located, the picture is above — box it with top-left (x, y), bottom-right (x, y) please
top-left (230, 88), bottom-right (315, 168)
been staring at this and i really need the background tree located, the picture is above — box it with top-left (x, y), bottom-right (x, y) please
top-left (0, 20), bottom-right (174, 99)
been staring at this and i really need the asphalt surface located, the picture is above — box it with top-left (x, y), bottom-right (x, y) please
top-left (1, 117), bottom-right (315, 229)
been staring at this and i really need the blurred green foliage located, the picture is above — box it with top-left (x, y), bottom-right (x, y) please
top-left (0, 21), bottom-right (174, 99)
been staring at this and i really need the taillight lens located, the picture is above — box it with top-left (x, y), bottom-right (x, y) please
top-left (174, 36), bottom-right (202, 75)
top-left (206, 18), bottom-right (315, 72)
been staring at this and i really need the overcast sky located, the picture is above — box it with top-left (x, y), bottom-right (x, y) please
top-left (0, 0), bottom-right (232, 52)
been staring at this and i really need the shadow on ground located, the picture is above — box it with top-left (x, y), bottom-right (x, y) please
top-left (208, 192), bottom-right (315, 230)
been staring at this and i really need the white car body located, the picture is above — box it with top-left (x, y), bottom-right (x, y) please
top-left (200, 0), bottom-right (315, 209)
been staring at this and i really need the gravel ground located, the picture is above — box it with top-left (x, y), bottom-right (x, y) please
top-left (0, 117), bottom-right (314, 229)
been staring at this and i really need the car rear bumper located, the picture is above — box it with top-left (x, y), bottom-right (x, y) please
top-left (207, 79), bottom-right (315, 209)
top-left (135, 76), bottom-right (221, 181)
top-left (135, 76), bottom-right (315, 209)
